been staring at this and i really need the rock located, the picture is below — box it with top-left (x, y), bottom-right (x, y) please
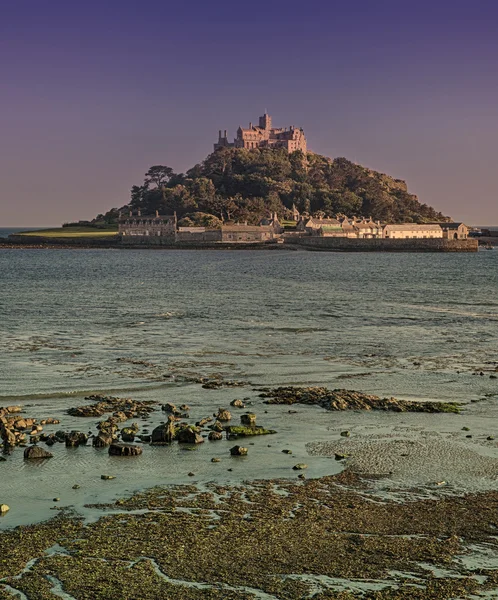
top-left (139, 435), bottom-right (151, 443)
top-left (230, 445), bottom-right (248, 456)
top-left (225, 425), bottom-right (276, 438)
top-left (179, 404), bottom-right (190, 412)
top-left (0, 456), bottom-right (6, 462)
top-left (196, 417), bottom-right (212, 427)
top-left (72, 484), bottom-right (80, 489)
top-left (101, 475), bottom-right (116, 480)
top-left (282, 449), bottom-right (292, 454)
top-left (260, 386), bottom-right (462, 414)
top-left (120, 428), bottom-right (136, 442)
top-left (161, 402), bottom-right (179, 415)
top-left (230, 399), bottom-right (245, 408)
top-left (93, 434), bottom-right (113, 448)
top-left (335, 453), bottom-right (348, 460)
top-left (23, 445), bottom-right (53, 460)
top-left (188, 472), bottom-right (195, 477)
top-left (487, 436), bottom-right (495, 441)
top-left (209, 421), bottom-right (224, 432)
top-left (462, 427), bottom-right (470, 431)
top-left (298, 474), bottom-right (306, 479)
top-left (108, 443), bottom-right (143, 456)
top-left (208, 431), bottom-right (223, 441)
top-left (6, 406), bottom-right (22, 413)
top-left (0, 504), bottom-right (10, 514)
top-left (112, 411), bottom-right (128, 423)
top-left (216, 408), bottom-right (232, 422)
top-left (177, 427), bottom-right (204, 445)
top-left (292, 463), bottom-right (308, 470)
top-left (240, 413), bottom-right (256, 427)
top-left (211, 458), bottom-right (221, 462)
top-left (340, 431), bottom-right (351, 437)
top-left (151, 417), bottom-right (177, 445)
top-left (53, 498), bottom-right (60, 502)
top-left (65, 431), bottom-right (88, 447)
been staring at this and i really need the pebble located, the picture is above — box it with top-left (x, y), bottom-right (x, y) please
top-left (101, 475), bottom-right (116, 480)
top-left (340, 431), bottom-right (351, 437)
top-left (72, 484), bottom-right (80, 489)
top-left (0, 504), bottom-right (9, 514)
top-left (53, 498), bottom-right (60, 502)
top-left (211, 458), bottom-right (221, 463)
top-left (188, 472), bottom-right (195, 477)
top-left (282, 449), bottom-right (292, 454)
top-left (293, 463), bottom-right (308, 470)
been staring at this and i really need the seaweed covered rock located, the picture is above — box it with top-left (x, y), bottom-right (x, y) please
top-left (208, 431), bottom-right (223, 441)
top-left (225, 425), bottom-right (276, 438)
top-left (260, 387), bottom-right (461, 414)
top-left (24, 445), bottom-right (53, 460)
top-left (68, 395), bottom-right (156, 419)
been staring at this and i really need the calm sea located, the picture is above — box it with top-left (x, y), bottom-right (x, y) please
top-left (1, 248), bottom-right (498, 526)
top-left (1, 248), bottom-right (497, 401)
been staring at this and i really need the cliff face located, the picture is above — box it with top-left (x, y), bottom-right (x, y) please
top-left (119, 148), bottom-right (448, 225)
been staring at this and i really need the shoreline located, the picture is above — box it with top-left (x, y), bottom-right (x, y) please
top-left (0, 237), bottom-right (480, 252)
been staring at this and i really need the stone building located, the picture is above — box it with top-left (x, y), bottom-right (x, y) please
top-left (297, 216), bottom-right (382, 238)
top-left (214, 113), bottom-right (307, 154)
top-left (221, 224), bottom-right (275, 243)
top-left (383, 224), bottom-right (443, 239)
top-left (428, 222), bottom-right (469, 239)
top-left (118, 211), bottom-right (177, 238)
top-left (258, 212), bottom-right (284, 234)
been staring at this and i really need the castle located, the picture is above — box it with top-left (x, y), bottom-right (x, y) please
top-left (214, 113), bottom-right (307, 153)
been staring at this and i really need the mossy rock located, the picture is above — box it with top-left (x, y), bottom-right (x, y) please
top-left (226, 425), bottom-right (276, 438)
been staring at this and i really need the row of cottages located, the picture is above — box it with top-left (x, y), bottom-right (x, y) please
top-left (119, 211), bottom-right (177, 237)
top-left (384, 223), bottom-right (469, 239)
top-left (119, 212), bottom-right (283, 243)
top-left (297, 217), bottom-right (383, 238)
top-left (296, 216), bottom-right (469, 240)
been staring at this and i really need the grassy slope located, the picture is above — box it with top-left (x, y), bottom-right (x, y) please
top-left (16, 226), bottom-right (119, 238)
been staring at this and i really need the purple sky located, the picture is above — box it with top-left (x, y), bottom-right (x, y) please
top-left (1, 0), bottom-right (498, 226)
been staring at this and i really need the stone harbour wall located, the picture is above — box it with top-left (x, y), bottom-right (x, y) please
top-left (286, 236), bottom-right (478, 252)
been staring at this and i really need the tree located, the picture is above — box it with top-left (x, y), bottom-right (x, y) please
top-left (144, 165), bottom-right (174, 189)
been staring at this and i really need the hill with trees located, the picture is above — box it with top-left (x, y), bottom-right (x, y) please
top-left (96, 148), bottom-right (448, 226)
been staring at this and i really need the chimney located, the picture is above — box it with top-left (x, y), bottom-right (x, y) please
top-left (156, 210), bottom-right (159, 217)
top-left (138, 209), bottom-right (141, 217)
top-left (249, 122), bottom-right (252, 129)
top-left (224, 129), bottom-right (227, 138)
top-left (218, 129), bottom-right (222, 140)
top-left (129, 210), bottom-right (132, 217)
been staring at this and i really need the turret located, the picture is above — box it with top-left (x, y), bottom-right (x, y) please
top-left (259, 113), bottom-right (272, 130)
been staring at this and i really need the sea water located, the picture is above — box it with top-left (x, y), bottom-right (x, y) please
top-left (0, 248), bottom-right (497, 527)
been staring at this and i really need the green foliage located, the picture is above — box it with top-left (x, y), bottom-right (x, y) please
top-left (124, 150), bottom-right (447, 223)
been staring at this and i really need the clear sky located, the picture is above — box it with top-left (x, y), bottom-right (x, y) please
top-left (1, 0), bottom-right (498, 226)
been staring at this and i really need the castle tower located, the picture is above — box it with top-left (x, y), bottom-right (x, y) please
top-left (259, 113), bottom-right (272, 130)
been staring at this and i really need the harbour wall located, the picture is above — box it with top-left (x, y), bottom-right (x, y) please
top-left (285, 237), bottom-right (478, 252)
